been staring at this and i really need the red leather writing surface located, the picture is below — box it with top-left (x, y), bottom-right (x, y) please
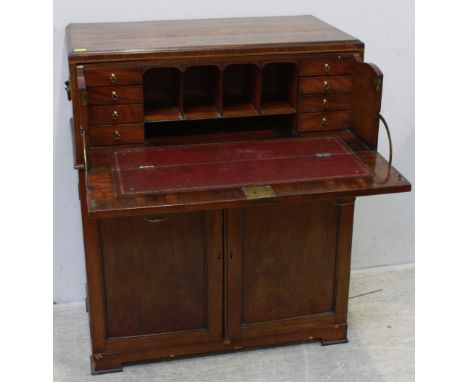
top-left (111, 137), bottom-right (371, 196)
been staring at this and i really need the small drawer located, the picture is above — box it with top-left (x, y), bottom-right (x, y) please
top-left (88, 124), bottom-right (144, 145)
top-left (300, 59), bottom-right (352, 76)
top-left (299, 94), bottom-right (351, 113)
top-left (87, 86), bottom-right (143, 105)
top-left (88, 105), bottom-right (143, 125)
top-left (84, 68), bottom-right (142, 86)
top-left (297, 111), bottom-right (351, 132)
top-left (299, 76), bottom-right (352, 94)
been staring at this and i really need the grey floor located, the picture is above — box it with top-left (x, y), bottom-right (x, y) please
top-left (54, 264), bottom-right (414, 382)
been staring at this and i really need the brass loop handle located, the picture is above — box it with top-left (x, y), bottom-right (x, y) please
top-left (112, 110), bottom-right (119, 120)
top-left (109, 73), bottom-right (117, 83)
top-left (321, 117), bottom-right (328, 127)
top-left (324, 63), bottom-right (331, 72)
top-left (323, 81), bottom-right (330, 91)
top-left (111, 91), bottom-right (118, 101)
top-left (378, 114), bottom-right (393, 166)
top-left (322, 98), bottom-right (328, 108)
top-left (143, 216), bottom-right (168, 223)
top-left (113, 130), bottom-right (121, 140)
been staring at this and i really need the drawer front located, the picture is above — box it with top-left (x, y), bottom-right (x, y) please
top-left (88, 124), bottom-right (144, 145)
top-left (299, 94), bottom-right (351, 113)
top-left (87, 86), bottom-right (143, 105)
top-left (88, 105), bottom-right (143, 125)
top-left (299, 76), bottom-right (352, 94)
top-left (84, 68), bottom-right (142, 86)
top-left (297, 111), bottom-right (351, 132)
top-left (300, 59), bottom-right (352, 76)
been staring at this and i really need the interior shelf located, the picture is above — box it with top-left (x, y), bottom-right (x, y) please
top-left (261, 63), bottom-right (297, 114)
top-left (144, 67), bottom-right (182, 122)
top-left (184, 66), bottom-right (221, 120)
top-left (184, 104), bottom-right (220, 120)
top-left (144, 106), bottom-right (182, 122)
top-left (260, 101), bottom-right (297, 115)
top-left (223, 64), bottom-right (259, 117)
top-left (142, 62), bottom-right (298, 123)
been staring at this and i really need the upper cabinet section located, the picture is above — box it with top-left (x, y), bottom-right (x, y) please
top-left (66, 15), bottom-right (363, 62)
top-left (78, 53), bottom-right (383, 147)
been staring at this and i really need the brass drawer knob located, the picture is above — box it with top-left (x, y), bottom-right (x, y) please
top-left (111, 90), bottom-right (118, 101)
top-left (322, 98), bottom-right (328, 108)
top-left (113, 130), bottom-right (121, 140)
top-left (322, 117), bottom-right (328, 127)
top-left (109, 73), bottom-right (117, 83)
top-left (323, 81), bottom-right (330, 91)
top-left (112, 110), bottom-right (119, 120)
top-left (324, 63), bottom-right (331, 72)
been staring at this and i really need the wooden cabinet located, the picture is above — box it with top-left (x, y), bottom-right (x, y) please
top-left (66, 15), bottom-right (411, 374)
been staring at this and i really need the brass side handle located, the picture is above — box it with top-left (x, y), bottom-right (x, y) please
top-left (324, 63), bottom-right (331, 72)
top-left (112, 110), bottom-right (119, 120)
top-left (113, 130), bottom-right (121, 141)
top-left (323, 81), bottom-right (330, 91)
top-left (109, 73), bottom-right (117, 83)
top-left (111, 90), bottom-right (118, 101)
top-left (321, 117), bottom-right (328, 127)
top-left (322, 98), bottom-right (328, 108)
top-left (143, 216), bottom-right (168, 223)
top-left (64, 80), bottom-right (72, 101)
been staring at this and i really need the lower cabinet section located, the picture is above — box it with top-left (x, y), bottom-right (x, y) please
top-left (86, 199), bottom-right (355, 374)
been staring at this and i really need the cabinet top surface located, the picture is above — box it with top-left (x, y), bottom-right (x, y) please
top-left (66, 15), bottom-right (361, 62)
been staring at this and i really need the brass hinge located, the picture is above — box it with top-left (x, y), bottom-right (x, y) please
top-left (241, 185), bottom-right (276, 200)
top-left (81, 92), bottom-right (88, 105)
top-left (372, 78), bottom-right (382, 92)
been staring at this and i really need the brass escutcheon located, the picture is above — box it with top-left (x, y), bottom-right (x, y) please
top-left (322, 117), bottom-right (328, 127)
top-left (109, 73), bottom-right (117, 83)
top-left (323, 81), bottom-right (330, 91)
top-left (324, 63), bottom-right (331, 72)
top-left (113, 130), bottom-right (120, 140)
top-left (322, 98), bottom-right (328, 108)
top-left (111, 90), bottom-right (118, 101)
top-left (242, 185), bottom-right (276, 200)
top-left (112, 110), bottom-right (119, 120)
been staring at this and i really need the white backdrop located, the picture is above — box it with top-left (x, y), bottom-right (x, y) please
top-left (53, 0), bottom-right (414, 303)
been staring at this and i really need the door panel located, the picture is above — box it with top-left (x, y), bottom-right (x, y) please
top-left (350, 55), bottom-right (383, 150)
top-left (99, 210), bottom-right (222, 345)
top-left (227, 201), bottom-right (339, 340)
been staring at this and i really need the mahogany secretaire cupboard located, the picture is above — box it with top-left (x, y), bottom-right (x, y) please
top-left (65, 15), bottom-right (411, 374)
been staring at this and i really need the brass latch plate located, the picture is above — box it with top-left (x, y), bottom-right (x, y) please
top-left (241, 185), bottom-right (276, 200)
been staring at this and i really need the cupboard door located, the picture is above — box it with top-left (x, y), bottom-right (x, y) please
top-left (226, 201), bottom-right (341, 340)
top-left (99, 210), bottom-right (223, 347)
